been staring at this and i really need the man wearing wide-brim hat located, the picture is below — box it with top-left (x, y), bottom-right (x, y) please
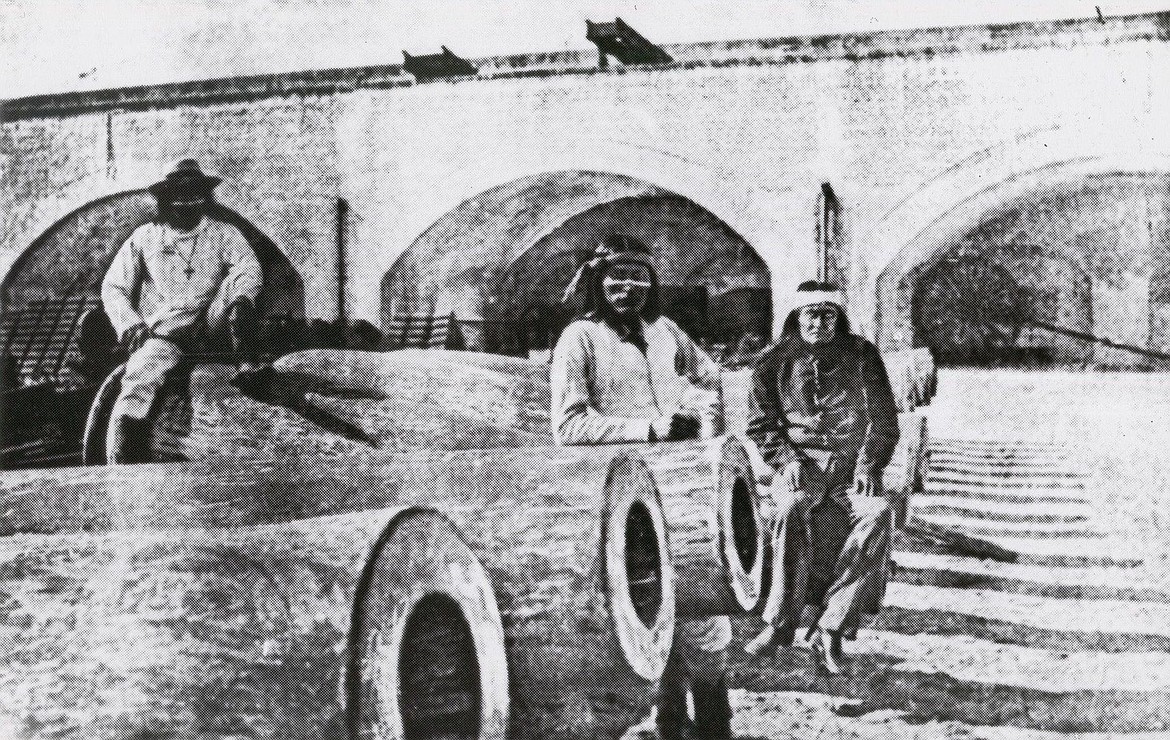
top-left (101, 159), bottom-right (263, 463)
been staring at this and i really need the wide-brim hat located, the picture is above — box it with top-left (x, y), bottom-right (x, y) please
top-left (147, 159), bottom-right (221, 199)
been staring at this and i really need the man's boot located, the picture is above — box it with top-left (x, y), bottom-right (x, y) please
top-left (108, 416), bottom-right (151, 464)
top-left (692, 677), bottom-right (733, 740)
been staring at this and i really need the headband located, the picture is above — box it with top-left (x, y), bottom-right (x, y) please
top-left (792, 289), bottom-right (844, 311)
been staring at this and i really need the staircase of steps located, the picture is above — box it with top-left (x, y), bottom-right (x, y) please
top-left (731, 436), bottom-right (1170, 738)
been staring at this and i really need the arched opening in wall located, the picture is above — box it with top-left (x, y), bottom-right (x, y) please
top-left (382, 172), bottom-right (772, 363)
top-left (4, 190), bottom-right (304, 318)
top-left (910, 249), bottom-right (1092, 367)
top-left (881, 173), bottom-right (1170, 369)
top-left (0, 189), bottom-right (305, 468)
top-left (1, 190), bottom-right (305, 384)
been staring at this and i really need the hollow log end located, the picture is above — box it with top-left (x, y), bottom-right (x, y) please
top-left (603, 451), bottom-right (675, 681)
top-left (716, 436), bottom-right (765, 614)
top-left (346, 507), bottom-right (509, 740)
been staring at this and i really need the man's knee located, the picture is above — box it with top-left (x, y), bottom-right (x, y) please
top-left (770, 485), bottom-right (813, 517)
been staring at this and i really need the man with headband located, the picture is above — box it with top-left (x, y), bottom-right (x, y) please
top-left (552, 235), bottom-right (732, 740)
top-left (744, 280), bottom-right (899, 675)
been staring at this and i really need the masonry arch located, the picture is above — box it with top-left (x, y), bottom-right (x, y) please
top-left (2, 189), bottom-right (305, 320)
top-left (861, 123), bottom-right (1170, 367)
top-left (381, 171), bottom-right (773, 356)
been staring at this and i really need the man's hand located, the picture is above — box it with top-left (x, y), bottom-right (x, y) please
top-left (123, 323), bottom-right (150, 354)
top-left (853, 470), bottom-right (880, 496)
top-left (783, 460), bottom-right (804, 492)
top-left (650, 413), bottom-right (701, 442)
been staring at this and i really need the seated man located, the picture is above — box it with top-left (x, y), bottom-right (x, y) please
top-left (744, 281), bottom-right (900, 675)
top-left (552, 235), bottom-right (731, 740)
top-left (101, 159), bottom-right (262, 463)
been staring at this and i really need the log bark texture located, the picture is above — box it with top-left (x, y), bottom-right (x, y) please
top-left (178, 349), bottom-right (555, 461)
top-left (0, 507), bottom-right (510, 740)
top-left (0, 446), bottom-right (676, 739)
top-left (171, 350), bottom-right (761, 622)
top-left (637, 437), bottom-right (764, 618)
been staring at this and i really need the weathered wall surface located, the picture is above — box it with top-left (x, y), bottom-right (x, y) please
top-left (3, 12), bottom-right (1170, 359)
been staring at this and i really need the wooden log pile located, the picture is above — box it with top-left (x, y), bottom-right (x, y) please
top-left (0, 346), bottom-right (933, 737)
top-left (0, 506), bottom-right (510, 740)
top-left (0, 446), bottom-right (677, 739)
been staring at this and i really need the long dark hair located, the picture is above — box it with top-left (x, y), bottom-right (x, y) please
top-left (780, 280), bottom-right (852, 339)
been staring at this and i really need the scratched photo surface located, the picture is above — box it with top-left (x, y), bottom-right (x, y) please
top-left (2, 1), bottom-right (1170, 738)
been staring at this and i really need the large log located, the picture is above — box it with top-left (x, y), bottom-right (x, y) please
top-left (0, 446), bottom-right (676, 739)
top-left (0, 506), bottom-right (511, 740)
top-left (174, 351), bottom-right (761, 621)
top-left (638, 437), bottom-right (764, 618)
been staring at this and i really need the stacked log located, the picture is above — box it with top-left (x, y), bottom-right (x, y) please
top-left (640, 437), bottom-right (764, 617)
top-left (0, 506), bottom-right (510, 740)
top-left (0, 446), bottom-right (676, 739)
top-left (175, 351), bottom-right (762, 619)
top-left (886, 412), bottom-right (930, 528)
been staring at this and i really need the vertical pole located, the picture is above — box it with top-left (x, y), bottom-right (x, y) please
top-left (336, 197), bottom-right (349, 337)
top-left (106, 111), bottom-right (117, 180)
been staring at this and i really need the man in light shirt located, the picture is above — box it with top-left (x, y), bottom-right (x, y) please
top-left (552, 235), bottom-right (732, 740)
top-left (101, 159), bottom-right (263, 463)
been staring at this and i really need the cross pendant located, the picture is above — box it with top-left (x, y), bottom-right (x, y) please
top-left (184, 266), bottom-right (195, 279)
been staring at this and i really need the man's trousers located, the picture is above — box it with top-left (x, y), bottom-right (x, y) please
top-left (760, 457), bottom-right (894, 643)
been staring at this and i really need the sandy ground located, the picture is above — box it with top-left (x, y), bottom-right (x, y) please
top-left (724, 368), bottom-right (1170, 739)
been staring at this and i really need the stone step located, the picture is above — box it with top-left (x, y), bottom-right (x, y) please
top-left (931, 438), bottom-right (1070, 452)
top-left (884, 583), bottom-right (1170, 642)
top-left (911, 513), bottom-right (1108, 539)
top-left (873, 603), bottom-right (1170, 655)
top-left (946, 533), bottom-right (1144, 568)
top-left (927, 450), bottom-right (1078, 466)
top-left (921, 484), bottom-right (1091, 505)
top-left (926, 472), bottom-right (1088, 489)
top-left (892, 551), bottom-right (1170, 604)
top-left (910, 496), bottom-right (1093, 523)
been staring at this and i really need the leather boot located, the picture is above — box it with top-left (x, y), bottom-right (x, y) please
top-left (692, 677), bottom-right (733, 740)
top-left (108, 416), bottom-right (151, 465)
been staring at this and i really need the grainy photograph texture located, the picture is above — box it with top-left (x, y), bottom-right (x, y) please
top-left (2, 1), bottom-right (1170, 738)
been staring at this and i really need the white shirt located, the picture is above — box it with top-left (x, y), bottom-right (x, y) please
top-left (101, 218), bottom-right (263, 339)
top-left (551, 316), bottom-right (723, 445)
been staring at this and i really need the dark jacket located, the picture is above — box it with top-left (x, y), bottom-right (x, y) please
top-left (746, 333), bottom-right (899, 476)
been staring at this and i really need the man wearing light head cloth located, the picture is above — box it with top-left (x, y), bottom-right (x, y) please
top-left (744, 280), bottom-right (899, 675)
top-left (101, 159), bottom-right (262, 463)
top-left (552, 235), bottom-right (732, 740)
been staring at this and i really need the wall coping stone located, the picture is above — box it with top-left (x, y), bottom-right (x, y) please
top-left (2, 10), bottom-right (1168, 122)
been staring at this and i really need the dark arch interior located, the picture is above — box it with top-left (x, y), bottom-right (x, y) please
top-left (897, 174), bottom-right (1170, 368)
top-left (624, 501), bottom-right (665, 629)
top-left (730, 476), bottom-right (759, 574)
top-left (398, 593), bottom-right (482, 740)
top-left (382, 173), bottom-right (772, 365)
top-left (2, 190), bottom-right (305, 319)
top-left (497, 195), bottom-right (772, 358)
